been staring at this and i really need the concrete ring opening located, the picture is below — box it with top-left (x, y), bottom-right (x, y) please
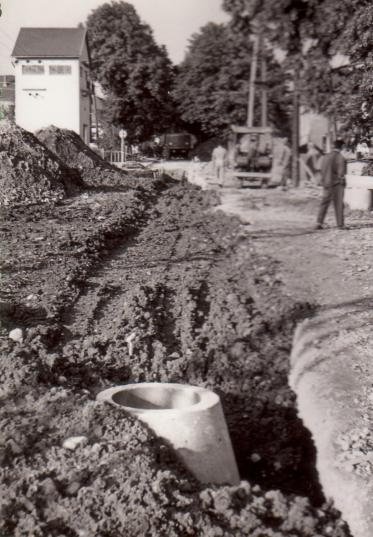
top-left (111, 384), bottom-right (201, 411)
top-left (97, 383), bottom-right (240, 485)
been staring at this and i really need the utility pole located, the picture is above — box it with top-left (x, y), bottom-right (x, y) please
top-left (247, 32), bottom-right (268, 129)
top-left (292, 69), bottom-right (300, 186)
top-left (260, 53), bottom-right (267, 128)
top-left (92, 89), bottom-right (100, 144)
top-left (247, 33), bottom-right (260, 127)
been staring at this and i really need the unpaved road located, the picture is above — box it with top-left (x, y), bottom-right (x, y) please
top-left (0, 171), bottom-right (359, 536)
top-left (217, 185), bottom-right (373, 306)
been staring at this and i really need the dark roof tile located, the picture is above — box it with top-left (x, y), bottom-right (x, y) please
top-left (12, 28), bottom-right (86, 58)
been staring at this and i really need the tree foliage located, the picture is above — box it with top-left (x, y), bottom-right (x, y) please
top-left (86, 1), bottom-right (177, 142)
top-left (223, 0), bottom-right (373, 138)
top-left (173, 22), bottom-right (291, 138)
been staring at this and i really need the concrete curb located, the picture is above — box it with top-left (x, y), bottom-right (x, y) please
top-left (290, 310), bottom-right (373, 537)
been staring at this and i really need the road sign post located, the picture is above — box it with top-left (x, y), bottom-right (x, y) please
top-left (119, 129), bottom-right (127, 164)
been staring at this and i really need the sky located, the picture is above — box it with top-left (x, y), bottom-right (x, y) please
top-left (0, 0), bottom-right (230, 74)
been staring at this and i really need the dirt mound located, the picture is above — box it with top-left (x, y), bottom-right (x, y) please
top-left (0, 120), bottom-right (82, 207)
top-left (0, 386), bottom-right (348, 537)
top-left (36, 126), bottom-right (154, 189)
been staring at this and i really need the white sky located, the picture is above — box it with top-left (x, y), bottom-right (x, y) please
top-left (0, 0), bottom-right (230, 74)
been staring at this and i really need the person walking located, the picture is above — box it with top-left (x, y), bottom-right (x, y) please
top-left (316, 139), bottom-right (347, 229)
top-left (211, 144), bottom-right (227, 185)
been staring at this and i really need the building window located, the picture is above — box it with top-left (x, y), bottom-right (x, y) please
top-left (22, 65), bottom-right (44, 74)
top-left (49, 65), bottom-right (72, 75)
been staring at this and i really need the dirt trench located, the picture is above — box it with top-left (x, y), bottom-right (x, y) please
top-left (54, 184), bottom-right (320, 498)
top-left (0, 180), bottom-right (350, 536)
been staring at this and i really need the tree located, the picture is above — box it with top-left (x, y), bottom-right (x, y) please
top-left (222, 0), bottom-right (373, 139)
top-left (86, 1), bottom-right (177, 142)
top-left (332, 2), bottom-right (373, 137)
top-left (173, 22), bottom-right (291, 138)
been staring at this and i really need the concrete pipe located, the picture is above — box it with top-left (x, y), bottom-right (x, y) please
top-left (97, 382), bottom-right (240, 485)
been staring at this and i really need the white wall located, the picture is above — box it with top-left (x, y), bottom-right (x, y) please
top-left (15, 58), bottom-right (80, 135)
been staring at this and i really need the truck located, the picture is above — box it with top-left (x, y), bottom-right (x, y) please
top-left (157, 133), bottom-right (197, 160)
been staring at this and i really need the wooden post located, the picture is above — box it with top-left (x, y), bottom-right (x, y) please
top-left (93, 96), bottom-right (100, 144)
top-left (261, 53), bottom-right (267, 128)
top-left (247, 33), bottom-right (260, 127)
top-left (292, 69), bottom-right (300, 187)
top-left (120, 136), bottom-right (125, 164)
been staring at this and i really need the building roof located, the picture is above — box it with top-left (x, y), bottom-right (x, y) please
top-left (12, 27), bottom-right (87, 59)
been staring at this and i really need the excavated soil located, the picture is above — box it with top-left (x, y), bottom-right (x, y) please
top-left (0, 121), bottom-right (82, 207)
top-left (0, 128), bottom-right (351, 536)
top-left (36, 126), bottom-right (155, 189)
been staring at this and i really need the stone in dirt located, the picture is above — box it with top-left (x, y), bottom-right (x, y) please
top-left (8, 328), bottom-right (23, 342)
top-left (63, 435), bottom-right (88, 451)
top-left (0, 120), bottom-right (82, 207)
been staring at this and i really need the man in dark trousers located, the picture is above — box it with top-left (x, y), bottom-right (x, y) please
top-left (316, 139), bottom-right (347, 229)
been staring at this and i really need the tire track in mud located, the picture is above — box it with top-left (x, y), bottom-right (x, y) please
top-left (50, 182), bottom-right (326, 506)
top-left (60, 189), bottom-right (219, 349)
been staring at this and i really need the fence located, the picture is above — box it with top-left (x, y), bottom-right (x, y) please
top-left (103, 150), bottom-right (127, 168)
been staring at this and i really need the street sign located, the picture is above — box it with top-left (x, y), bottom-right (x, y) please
top-left (119, 129), bottom-right (127, 139)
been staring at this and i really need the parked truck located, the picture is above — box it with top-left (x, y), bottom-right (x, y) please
top-left (140, 133), bottom-right (197, 160)
top-left (157, 133), bottom-right (197, 160)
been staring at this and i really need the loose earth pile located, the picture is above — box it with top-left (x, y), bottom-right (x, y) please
top-left (36, 125), bottom-right (154, 189)
top-left (0, 121), bottom-right (82, 207)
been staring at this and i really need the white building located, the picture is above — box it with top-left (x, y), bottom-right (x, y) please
top-left (12, 27), bottom-right (91, 143)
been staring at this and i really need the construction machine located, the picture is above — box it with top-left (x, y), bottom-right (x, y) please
top-left (228, 125), bottom-right (274, 187)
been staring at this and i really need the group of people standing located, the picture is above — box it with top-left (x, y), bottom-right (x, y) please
top-left (210, 137), bottom-right (348, 231)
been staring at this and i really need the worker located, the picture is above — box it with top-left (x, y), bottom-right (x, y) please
top-left (211, 144), bottom-right (227, 185)
top-left (315, 139), bottom-right (346, 230)
top-left (279, 137), bottom-right (291, 190)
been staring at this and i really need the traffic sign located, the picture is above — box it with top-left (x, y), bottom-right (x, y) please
top-left (119, 129), bottom-right (127, 139)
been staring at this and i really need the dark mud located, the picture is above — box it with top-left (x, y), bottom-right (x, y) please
top-left (0, 177), bottom-right (351, 536)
